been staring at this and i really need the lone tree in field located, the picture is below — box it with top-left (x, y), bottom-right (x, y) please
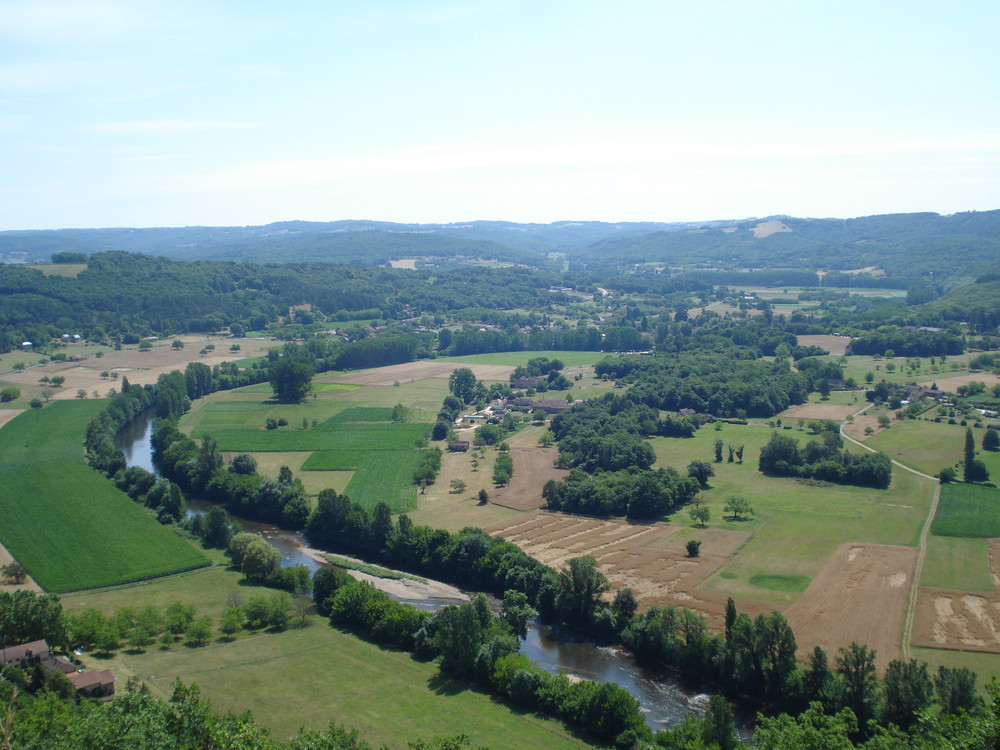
top-left (724, 495), bottom-right (753, 520)
top-left (269, 357), bottom-right (314, 403)
top-left (984, 428), bottom-right (1000, 452)
top-left (686, 539), bottom-right (702, 558)
top-left (690, 505), bottom-right (710, 528)
top-left (0, 562), bottom-right (27, 584)
top-left (450, 478), bottom-right (466, 494)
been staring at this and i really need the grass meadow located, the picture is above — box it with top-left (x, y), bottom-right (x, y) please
top-left (63, 569), bottom-right (590, 749)
top-left (920, 535), bottom-right (992, 591)
top-left (652, 421), bottom-right (934, 604)
top-left (0, 401), bottom-right (208, 591)
top-left (931, 483), bottom-right (1000, 538)
top-left (181, 378), bottom-right (444, 513)
top-left (866, 418), bottom-right (1000, 478)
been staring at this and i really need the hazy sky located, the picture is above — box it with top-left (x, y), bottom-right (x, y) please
top-left (1, 0), bottom-right (998, 229)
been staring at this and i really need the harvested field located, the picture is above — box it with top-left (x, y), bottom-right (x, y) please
top-left (843, 412), bottom-right (885, 442)
top-left (778, 402), bottom-right (858, 422)
top-left (0, 409), bottom-right (24, 429)
top-left (796, 334), bottom-right (852, 355)
top-left (320, 361), bottom-right (514, 386)
top-left (784, 543), bottom-right (915, 665)
top-left (919, 372), bottom-right (1000, 393)
top-left (913, 540), bottom-right (1000, 653)
top-left (488, 426), bottom-right (566, 511)
top-left (483, 512), bottom-right (772, 630)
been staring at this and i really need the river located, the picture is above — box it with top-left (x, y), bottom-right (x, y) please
top-left (116, 412), bottom-right (714, 731)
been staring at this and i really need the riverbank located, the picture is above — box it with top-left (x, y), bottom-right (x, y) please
top-left (297, 544), bottom-right (470, 604)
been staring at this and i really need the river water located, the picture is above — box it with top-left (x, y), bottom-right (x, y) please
top-left (116, 412), bottom-right (713, 731)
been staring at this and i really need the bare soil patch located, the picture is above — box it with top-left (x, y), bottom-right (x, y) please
top-left (843, 413), bottom-right (884, 442)
top-left (752, 220), bottom-right (792, 238)
top-left (796, 334), bottom-right (852, 356)
top-left (920, 372), bottom-right (1000, 393)
top-left (489, 427), bottom-right (566, 511)
top-left (483, 512), bottom-right (771, 630)
top-left (387, 258), bottom-right (418, 270)
top-left (784, 543), bottom-right (915, 665)
top-left (912, 540), bottom-right (1000, 653)
top-left (0, 409), bottom-right (24, 429)
top-left (779, 402), bottom-right (858, 422)
top-left (320, 361), bottom-right (515, 387)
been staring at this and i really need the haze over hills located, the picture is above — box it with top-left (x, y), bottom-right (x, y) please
top-left (1, 209), bottom-right (998, 287)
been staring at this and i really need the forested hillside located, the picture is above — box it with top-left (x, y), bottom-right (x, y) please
top-left (3, 211), bottom-right (999, 290)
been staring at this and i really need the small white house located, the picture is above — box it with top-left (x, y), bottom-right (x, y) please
top-left (21, 341), bottom-right (32, 350)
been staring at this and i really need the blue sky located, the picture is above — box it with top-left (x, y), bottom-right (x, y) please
top-left (1, 0), bottom-right (997, 229)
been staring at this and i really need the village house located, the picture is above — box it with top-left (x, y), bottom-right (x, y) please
top-left (1, 640), bottom-right (115, 697)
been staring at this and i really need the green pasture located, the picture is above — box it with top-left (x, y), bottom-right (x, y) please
top-left (182, 377), bottom-right (443, 513)
top-left (0, 401), bottom-right (208, 592)
top-left (65, 568), bottom-right (590, 748)
top-left (303, 449), bottom-right (423, 513)
top-left (931, 483), bottom-right (1000, 538)
top-left (866, 418), bottom-right (972, 476)
top-left (920, 535), bottom-right (992, 591)
top-left (61, 565), bottom-right (244, 621)
top-left (207, 421), bottom-right (428, 453)
top-left (437, 350), bottom-right (605, 368)
top-left (656, 422), bottom-right (934, 604)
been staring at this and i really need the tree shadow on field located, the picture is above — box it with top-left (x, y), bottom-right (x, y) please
top-left (427, 672), bottom-right (468, 696)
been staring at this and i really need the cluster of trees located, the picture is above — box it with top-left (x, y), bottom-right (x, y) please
top-left (150, 420), bottom-right (314, 531)
top-left (0, 676), bottom-right (461, 750)
top-left (596, 353), bottom-right (813, 418)
top-left (630, 600), bottom-right (981, 742)
top-left (412, 447), bottom-right (443, 489)
top-left (758, 430), bottom-right (893, 489)
top-left (847, 326), bottom-right (965, 357)
top-left (492, 452), bottom-right (514, 486)
top-left (542, 467), bottom-right (700, 519)
top-left (964, 427), bottom-right (991, 483)
top-left (318, 570), bottom-right (646, 746)
top-left (549, 395), bottom-right (658, 472)
top-left (441, 323), bottom-right (650, 356)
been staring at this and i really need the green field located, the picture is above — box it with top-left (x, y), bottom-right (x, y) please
top-left (0, 401), bottom-right (209, 591)
top-left (653, 422), bottom-right (934, 603)
top-left (866, 418), bottom-right (982, 477)
top-left (304, 449), bottom-right (423, 512)
top-left (207, 421), bottom-right (429, 452)
top-left (182, 380), bottom-right (444, 513)
top-left (931, 483), bottom-right (1000, 538)
top-left (63, 569), bottom-right (590, 749)
top-left (920, 535), bottom-right (992, 591)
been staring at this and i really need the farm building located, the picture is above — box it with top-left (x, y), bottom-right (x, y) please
top-left (1, 640), bottom-right (114, 696)
top-left (449, 440), bottom-right (470, 452)
top-left (69, 670), bottom-right (116, 697)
